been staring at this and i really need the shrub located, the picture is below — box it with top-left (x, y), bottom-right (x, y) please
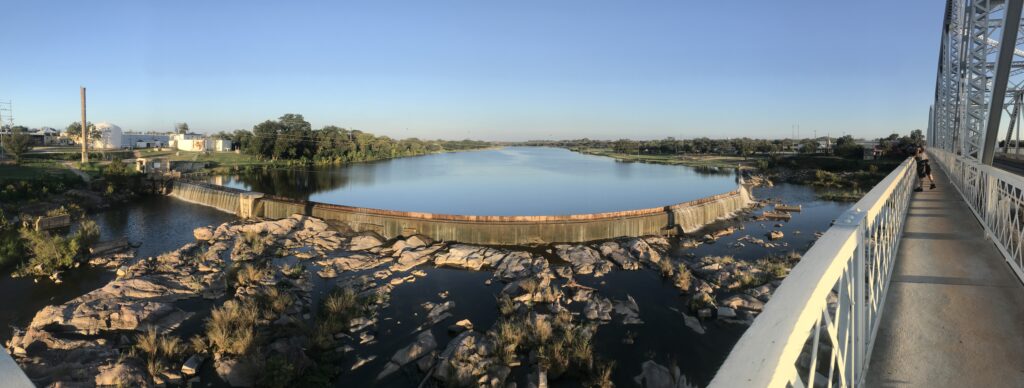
top-left (490, 319), bottom-right (527, 364)
top-left (19, 229), bottom-right (78, 273)
top-left (314, 286), bottom-right (371, 348)
top-left (135, 326), bottom-right (185, 378)
top-left (674, 264), bottom-right (693, 291)
top-left (657, 258), bottom-right (675, 278)
top-left (234, 263), bottom-right (269, 287)
top-left (206, 300), bottom-right (259, 356)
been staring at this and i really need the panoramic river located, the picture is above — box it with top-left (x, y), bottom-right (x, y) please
top-left (1, 148), bottom-right (855, 387)
top-left (211, 147), bottom-right (740, 215)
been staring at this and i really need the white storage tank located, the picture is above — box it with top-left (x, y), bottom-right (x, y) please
top-left (91, 122), bottom-right (123, 150)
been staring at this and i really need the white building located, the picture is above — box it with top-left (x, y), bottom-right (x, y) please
top-left (170, 133), bottom-right (211, 152)
top-left (212, 139), bottom-right (233, 151)
top-left (91, 122), bottom-right (123, 150)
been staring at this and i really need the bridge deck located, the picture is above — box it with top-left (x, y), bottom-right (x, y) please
top-left (866, 166), bottom-right (1024, 387)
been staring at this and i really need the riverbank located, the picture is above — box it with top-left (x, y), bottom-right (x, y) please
top-left (569, 147), bottom-right (759, 169)
top-left (4, 204), bottom-right (812, 387)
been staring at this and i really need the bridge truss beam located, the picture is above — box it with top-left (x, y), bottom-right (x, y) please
top-left (932, 0), bottom-right (1024, 166)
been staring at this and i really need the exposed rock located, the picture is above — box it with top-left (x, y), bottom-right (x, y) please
top-left (350, 316), bottom-right (376, 332)
top-left (717, 307), bottom-right (737, 319)
top-left (215, 358), bottom-right (255, 387)
top-left (493, 251), bottom-right (547, 280)
top-left (95, 359), bottom-right (149, 387)
top-left (598, 241), bottom-right (640, 270)
top-left (554, 245), bottom-right (612, 276)
top-left (712, 227), bottom-right (737, 239)
top-left (181, 354), bottom-right (205, 376)
top-left (501, 272), bottom-right (562, 304)
top-left (377, 330), bottom-right (437, 380)
top-left (434, 245), bottom-right (488, 270)
top-left (448, 319), bottom-right (474, 334)
top-left (349, 234), bottom-right (385, 251)
top-left (721, 294), bottom-right (765, 312)
top-left (643, 235), bottom-right (671, 251)
top-left (315, 254), bottom-right (391, 277)
top-left (423, 301), bottom-right (455, 325)
top-left (681, 312), bottom-right (705, 335)
top-left (352, 355), bottom-right (377, 370)
top-left (584, 295), bottom-right (614, 321)
top-left (391, 244), bottom-right (445, 272)
top-left (768, 230), bottom-right (784, 240)
top-left (193, 226), bottom-right (214, 241)
top-left (626, 238), bottom-right (662, 266)
top-left (613, 295), bottom-right (643, 324)
top-left (434, 331), bottom-right (503, 387)
top-left (633, 360), bottom-right (696, 388)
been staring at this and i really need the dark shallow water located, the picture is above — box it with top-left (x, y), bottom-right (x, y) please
top-left (1, 174), bottom-right (851, 387)
top-left (0, 196), bottom-right (235, 344)
top-left (210, 147), bottom-right (740, 216)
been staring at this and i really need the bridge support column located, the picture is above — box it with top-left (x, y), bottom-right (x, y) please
top-left (238, 192), bottom-right (264, 219)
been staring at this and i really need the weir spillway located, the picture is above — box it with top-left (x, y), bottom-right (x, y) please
top-left (167, 180), bottom-right (754, 245)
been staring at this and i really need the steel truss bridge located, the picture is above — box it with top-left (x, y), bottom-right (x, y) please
top-left (711, 1), bottom-right (1024, 387)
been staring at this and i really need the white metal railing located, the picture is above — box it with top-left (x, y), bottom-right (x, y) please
top-left (710, 157), bottom-right (916, 388)
top-left (930, 148), bottom-right (1024, 283)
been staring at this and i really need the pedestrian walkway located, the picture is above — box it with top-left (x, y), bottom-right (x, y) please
top-left (866, 167), bottom-right (1024, 387)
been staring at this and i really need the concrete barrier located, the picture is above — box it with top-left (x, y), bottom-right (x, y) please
top-left (169, 180), bottom-right (753, 245)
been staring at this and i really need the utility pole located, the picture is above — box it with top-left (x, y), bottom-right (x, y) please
top-left (81, 86), bottom-right (88, 163)
top-left (0, 100), bottom-right (11, 159)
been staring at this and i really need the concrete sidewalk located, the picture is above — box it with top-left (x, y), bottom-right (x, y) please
top-left (866, 167), bottom-right (1024, 387)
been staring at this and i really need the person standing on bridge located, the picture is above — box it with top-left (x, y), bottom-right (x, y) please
top-left (914, 146), bottom-right (935, 192)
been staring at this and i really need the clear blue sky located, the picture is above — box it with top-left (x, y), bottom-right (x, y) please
top-left (5, 1), bottom-right (940, 141)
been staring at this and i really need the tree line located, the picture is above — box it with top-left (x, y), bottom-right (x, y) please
top-left (208, 114), bottom-right (490, 162)
top-left (516, 130), bottom-right (926, 160)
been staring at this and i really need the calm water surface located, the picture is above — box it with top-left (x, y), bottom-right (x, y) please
top-left (212, 147), bottom-right (739, 216)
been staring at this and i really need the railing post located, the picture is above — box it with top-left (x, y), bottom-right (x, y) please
top-left (853, 220), bottom-right (867, 387)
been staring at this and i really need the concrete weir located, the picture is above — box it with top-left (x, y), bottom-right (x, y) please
top-left (168, 180), bottom-right (753, 245)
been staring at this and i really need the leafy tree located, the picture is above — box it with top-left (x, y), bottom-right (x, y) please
top-left (65, 121), bottom-right (99, 142)
top-left (799, 139), bottom-right (819, 154)
top-left (834, 135), bottom-right (864, 159)
top-left (176, 122), bottom-right (190, 134)
top-left (2, 126), bottom-right (33, 163)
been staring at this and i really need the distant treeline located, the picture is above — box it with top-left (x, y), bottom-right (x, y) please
top-left (512, 130), bottom-right (925, 159)
top-left (210, 114), bottom-right (491, 162)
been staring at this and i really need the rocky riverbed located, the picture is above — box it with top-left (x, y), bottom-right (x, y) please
top-left (5, 183), bottom-right (844, 387)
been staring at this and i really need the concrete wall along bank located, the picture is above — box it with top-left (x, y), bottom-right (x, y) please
top-left (169, 180), bottom-right (753, 245)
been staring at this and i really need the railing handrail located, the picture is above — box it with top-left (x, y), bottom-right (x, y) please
top-left (710, 157), bottom-right (915, 387)
top-left (929, 148), bottom-right (1024, 283)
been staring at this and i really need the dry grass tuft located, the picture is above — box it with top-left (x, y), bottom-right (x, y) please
top-left (206, 300), bottom-right (259, 356)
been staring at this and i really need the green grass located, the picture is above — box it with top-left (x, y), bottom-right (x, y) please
top-left (0, 161), bottom-right (81, 181)
top-left (137, 149), bottom-right (263, 165)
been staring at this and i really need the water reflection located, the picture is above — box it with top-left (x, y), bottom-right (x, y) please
top-left (212, 147), bottom-right (740, 216)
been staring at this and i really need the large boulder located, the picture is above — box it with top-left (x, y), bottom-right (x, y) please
top-left (584, 295), bottom-right (613, 321)
top-left (377, 330), bottom-right (438, 380)
top-left (613, 295), bottom-right (643, 325)
top-left (95, 359), bottom-right (150, 387)
top-left (493, 251), bottom-right (546, 280)
top-left (626, 238), bottom-right (662, 266)
top-left (391, 244), bottom-right (445, 272)
top-left (554, 245), bottom-right (612, 276)
top-left (315, 254), bottom-right (392, 278)
top-left (434, 331), bottom-right (504, 387)
top-left (349, 234), bottom-right (385, 251)
top-left (434, 245), bottom-right (489, 271)
top-left (193, 226), bottom-right (214, 241)
top-left (597, 241), bottom-right (640, 270)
